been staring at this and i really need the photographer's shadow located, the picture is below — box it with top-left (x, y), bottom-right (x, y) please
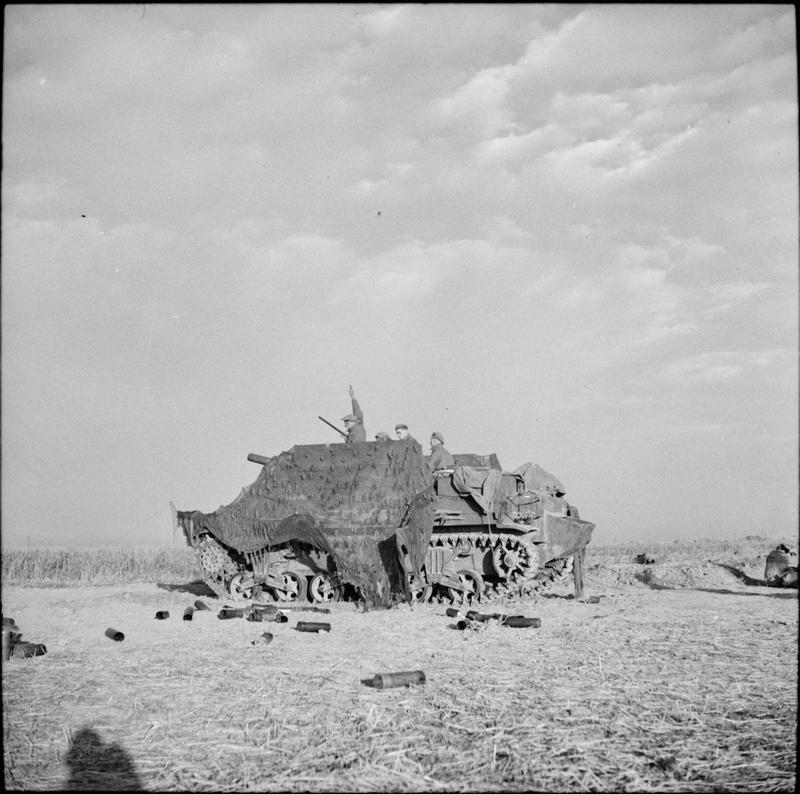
top-left (65, 727), bottom-right (141, 790)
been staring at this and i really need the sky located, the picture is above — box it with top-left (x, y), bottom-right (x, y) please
top-left (2, 4), bottom-right (797, 548)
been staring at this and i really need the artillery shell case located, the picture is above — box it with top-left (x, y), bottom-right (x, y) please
top-left (295, 621), bottom-right (331, 633)
top-left (373, 670), bottom-right (425, 688)
top-left (502, 616), bottom-right (541, 628)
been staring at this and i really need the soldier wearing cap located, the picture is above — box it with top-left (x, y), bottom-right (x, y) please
top-left (342, 385), bottom-right (366, 443)
top-left (374, 431), bottom-right (391, 441)
top-left (395, 423), bottom-right (416, 443)
top-left (428, 431), bottom-right (454, 472)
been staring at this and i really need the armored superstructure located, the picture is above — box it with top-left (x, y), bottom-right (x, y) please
top-left (176, 440), bottom-right (594, 606)
top-left (408, 454), bottom-right (594, 603)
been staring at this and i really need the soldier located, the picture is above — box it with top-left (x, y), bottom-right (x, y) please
top-left (428, 431), bottom-right (455, 472)
top-left (374, 431), bottom-right (391, 441)
top-left (395, 423), bottom-right (416, 443)
top-left (342, 385), bottom-right (366, 443)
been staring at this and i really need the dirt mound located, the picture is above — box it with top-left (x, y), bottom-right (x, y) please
top-left (586, 560), bottom-right (767, 590)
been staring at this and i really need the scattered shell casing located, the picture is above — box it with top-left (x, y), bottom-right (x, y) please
top-left (502, 616), bottom-right (541, 628)
top-left (373, 670), bottom-right (426, 689)
top-left (295, 621), bottom-right (331, 633)
top-left (217, 608), bottom-right (244, 620)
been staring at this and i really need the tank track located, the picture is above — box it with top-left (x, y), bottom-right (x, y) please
top-left (193, 535), bottom-right (324, 604)
top-left (193, 530), bottom-right (575, 605)
top-left (428, 531), bottom-right (574, 603)
top-left (195, 535), bottom-right (242, 601)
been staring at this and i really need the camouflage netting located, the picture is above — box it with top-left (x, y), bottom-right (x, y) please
top-left (178, 440), bottom-right (435, 608)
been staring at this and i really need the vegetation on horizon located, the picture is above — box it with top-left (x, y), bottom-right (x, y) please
top-left (1, 546), bottom-right (201, 587)
top-left (1, 536), bottom-right (792, 588)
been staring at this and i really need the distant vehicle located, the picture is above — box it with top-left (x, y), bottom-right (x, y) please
top-left (175, 439), bottom-right (594, 607)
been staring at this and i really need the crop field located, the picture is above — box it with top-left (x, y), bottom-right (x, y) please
top-left (2, 537), bottom-right (797, 792)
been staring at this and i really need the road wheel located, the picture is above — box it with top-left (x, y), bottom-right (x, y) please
top-left (228, 572), bottom-right (255, 602)
top-left (273, 571), bottom-right (307, 602)
top-left (407, 572), bottom-right (433, 603)
top-left (308, 573), bottom-right (342, 603)
top-left (447, 569), bottom-right (484, 605)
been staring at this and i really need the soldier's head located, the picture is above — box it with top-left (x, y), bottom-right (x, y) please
top-left (430, 431), bottom-right (444, 449)
top-left (375, 431), bottom-right (391, 441)
top-left (342, 413), bottom-right (358, 430)
top-left (395, 423), bottom-right (409, 440)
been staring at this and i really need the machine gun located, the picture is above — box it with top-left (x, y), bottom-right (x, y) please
top-left (318, 415), bottom-right (347, 439)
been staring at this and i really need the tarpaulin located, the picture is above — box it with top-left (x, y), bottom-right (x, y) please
top-left (451, 466), bottom-right (503, 514)
top-left (513, 462), bottom-right (566, 495)
top-left (178, 440), bottom-right (435, 608)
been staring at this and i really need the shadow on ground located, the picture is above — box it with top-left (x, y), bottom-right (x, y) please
top-left (710, 563), bottom-right (768, 587)
top-left (156, 580), bottom-right (216, 596)
top-left (634, 569), bottom-right (797, 599)
top-left (65, 727), bottom-right (141, 791)
top-left (542, 593), bottom-right (577, 600)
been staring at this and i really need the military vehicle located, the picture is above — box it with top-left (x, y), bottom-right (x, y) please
top-left (175, 439), bottom-right (594, 608)
top-left (409, 453), bottom-right (594, 603)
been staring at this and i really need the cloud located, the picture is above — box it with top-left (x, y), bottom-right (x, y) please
top-left (359, 5), bottom-right (406, 37)
top-left (334, 238), bottom-right (536, 304)
top-left (475, 123), bottom-right (564, 167)
top-left (1, 5), bottom-right (796, 546)
top-left (432, 64), bottom-right (517, 139)
top-left (660, 350), bottom-right (784, 384)
top-left (517, 5), bottom-right (794, 93)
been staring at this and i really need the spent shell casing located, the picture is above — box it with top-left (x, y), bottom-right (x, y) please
top-left (445, 607), bottom-right (461, 618)
top-left (273, 611), bottom-right (289, 623)
top-left (105, 628), bottom-right (124, 642)
top-left (251, 632), bottom-right (273, 646)
top-left (466, 610), bottom-right (503, 622)
top-left (154, 611), bottom-right (170, 620)
top-left (295, 621), bottom-right (331, 633)
top-left (217, 608), bottom-right (244, 620)
top-left (193, 600), bottom-right (211, 611)
top-left (503, 616), bottom-right (541, 628)
top-left (183, 607), bottom-right (194, 621)
top-left (373, 670), bottom-right (426, 689)
top-left (245, 610), bottom-right (263, 622)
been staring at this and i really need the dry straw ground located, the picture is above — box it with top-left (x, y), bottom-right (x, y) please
top-left (2, 538), bottom-right (797, 792)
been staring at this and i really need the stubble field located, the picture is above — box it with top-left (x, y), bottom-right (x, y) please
top-left (2, 539), bottom-right (797, 792)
